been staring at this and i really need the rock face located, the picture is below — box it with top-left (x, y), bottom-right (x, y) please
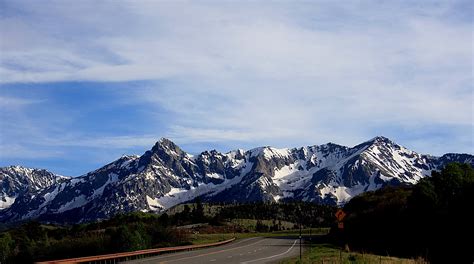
top-left (1, 136), bottom-right (472, 223)
top-left (0, 166), bottom-right (68, 210)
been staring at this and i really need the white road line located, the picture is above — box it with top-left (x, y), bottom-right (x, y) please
top-left (240, 239), bottom-right (298, 264)
top-left (160, 238), bottom-right (268, 263)
top-left (128, 237), bottom-right (260, 263)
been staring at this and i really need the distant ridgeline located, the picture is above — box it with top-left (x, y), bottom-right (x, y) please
top-left (1, 136), bottom-right (472, 223)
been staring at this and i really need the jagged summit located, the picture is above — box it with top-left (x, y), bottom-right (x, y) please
top-left (0, 166), bottom-right (68, 210)
top-left (156, 137), bottom-right (175, 146)
top-left (153, 137), bottom-right (177, 150)
top-left (1, 136), bottom-right (472, 223)
top-left (152, 137), bottom-right (184, 155)
top-left (369, 135), bottom-right (392, 142)
top-left (350, 135), bottom-right (396, 150)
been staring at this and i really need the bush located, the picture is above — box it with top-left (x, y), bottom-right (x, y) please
top-left (0, 233), bottom-right (14, 262)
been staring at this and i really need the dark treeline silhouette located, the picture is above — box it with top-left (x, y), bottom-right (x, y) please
top-left (0, 200), bottom-right (335, 263)
top-left (216, 201), bottom-right (335, 227)
top-left (0, 213), bottom-right (186, 263)
top-left (339, 162), bottom-right (474, 263)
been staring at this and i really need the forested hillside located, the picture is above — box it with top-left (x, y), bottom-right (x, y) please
top-left (339, 162), bottom-right (474, 263)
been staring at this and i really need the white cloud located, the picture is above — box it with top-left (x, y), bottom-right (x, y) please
top-left (0, 144), bottom-right (63, 159)
top-left (1, 2), bottom-right (471, 84)
top-left (0, 96), bottom-right (42, 108)
top-left (0, 1), bottom-right (472, 158)
top-left (42, 135), bottom-right (160, 149)
top-left (168, 126), bottom-right (300, 144)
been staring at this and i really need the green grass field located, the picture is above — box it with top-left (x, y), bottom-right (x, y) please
top-left (280, 243), bottom-right (426, 264)
top-left (190, 228), bottom-right (330, 244)
top-left (190, 233), bottom-right (236, 244)
top-left (190, 231), bottom-right (426, 264)
top-left (230, 218), bottom-right (297, 230)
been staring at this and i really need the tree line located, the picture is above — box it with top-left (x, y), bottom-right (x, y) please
top-left (0, 200), bottom-right (335, 263)
top-left (338, 162), bottom-right (473, 263)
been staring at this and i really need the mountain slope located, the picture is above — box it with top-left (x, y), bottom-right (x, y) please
top-left (0, 166), bottom-right (68, 210)
top-left (1, 136), bottom-right (472, 223)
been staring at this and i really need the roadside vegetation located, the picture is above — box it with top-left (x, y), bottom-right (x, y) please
top-left (281, 243), bottom-right (423, 264)
top-left (0, 201), bottom-right (334, 263)
top-left (338, 162), bottom-right (473, 263)
top-left (190, 228), bottom-right (329, 245)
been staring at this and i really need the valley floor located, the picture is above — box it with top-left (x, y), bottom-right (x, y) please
top-left (125, 236), bottom-right (301, 264)
top-left (280, 243), bottom-right (426, 264)
top-left (122, 232), bottom-right (422, 264)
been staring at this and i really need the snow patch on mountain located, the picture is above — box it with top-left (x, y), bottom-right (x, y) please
top-left (1, 136), bottom-right (472, 223)
top-left (146, 195), bottom-right (163, 210)
top-left (206, 173), bottom-right (224, 179)
top-left (58, 195), bottom-right (88, 213)
top-left (0, 196), bottom-right (15, 210)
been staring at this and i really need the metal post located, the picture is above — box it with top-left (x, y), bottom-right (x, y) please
top-left (299, 219), bottom-right (302, 261)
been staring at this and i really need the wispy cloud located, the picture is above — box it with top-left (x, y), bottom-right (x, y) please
top-left (1, 2), bottom-right (471, 84)
top-left (0, 143), bottom-right (63, 159)
top-left (0, 1), bottom-right (472, 175)
top-left (42, 135), bottom-right (160, 149)
top-left (0, 96), bottom-right (42, 108)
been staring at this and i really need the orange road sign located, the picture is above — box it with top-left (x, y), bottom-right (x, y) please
top-left (335, 209), bottom-right (346, 222)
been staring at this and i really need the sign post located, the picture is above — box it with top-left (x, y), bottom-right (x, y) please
top-left (335, 209), bottom-right (346, 229)
top-left (335, 208), bottom-right (347, 261)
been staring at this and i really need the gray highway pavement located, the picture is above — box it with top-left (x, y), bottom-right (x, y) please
top-left (124, 237), bottom-right (303, 264)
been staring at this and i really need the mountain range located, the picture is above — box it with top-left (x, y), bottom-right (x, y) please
top-left (1, 136), bottom-right (472, 223)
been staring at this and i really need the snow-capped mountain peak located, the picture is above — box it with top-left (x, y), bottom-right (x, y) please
top-left (1, 137), bottom-right (472, 223)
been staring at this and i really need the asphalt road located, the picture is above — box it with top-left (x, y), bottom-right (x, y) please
top-left (125, 237), bottom-right (303, 264)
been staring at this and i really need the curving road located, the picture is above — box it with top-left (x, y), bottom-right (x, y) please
top-left (125, 237), bottom-right (302, 264)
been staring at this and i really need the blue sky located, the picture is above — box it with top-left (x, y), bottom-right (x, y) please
top-left (0, 0), bottom-right (472, 176)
